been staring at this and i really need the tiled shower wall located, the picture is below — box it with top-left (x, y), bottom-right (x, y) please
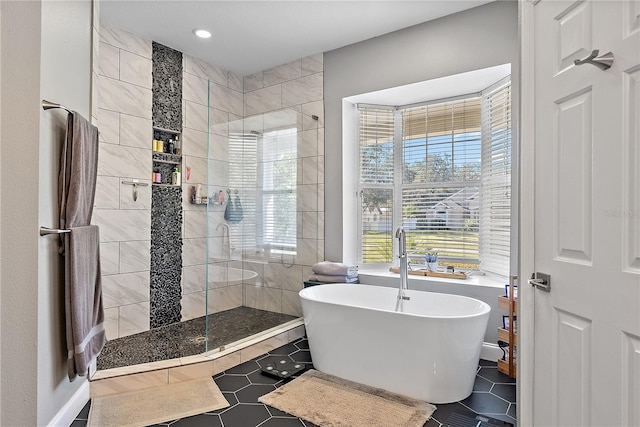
top-left (93, 23), bottom-right (153, 339)
top-left (180, 54), bottom-right (245, 321)
top-left (240, 55), bottom-right (325, 317)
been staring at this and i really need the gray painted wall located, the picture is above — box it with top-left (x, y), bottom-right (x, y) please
top-left (323, 1), bottom-right (519, 262)
top-left (1, 0), bottom-right (92, 424)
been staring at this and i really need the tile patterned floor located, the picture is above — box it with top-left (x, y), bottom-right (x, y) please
top-left (74, 338), bottom-right (517, 426)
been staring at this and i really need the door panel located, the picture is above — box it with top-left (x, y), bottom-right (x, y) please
top-left (623, 332), bottom-right (640, 426)
top-left (555, 1), bottom-right (593, 73)
top-left (553, 310), bottom-right (592, 426)
top-left (533, 1), bottom-right (640, 426)
top-left (554, 88), bottom-right (593, 264)
top-left (624, 67), bottom-right (640, 272)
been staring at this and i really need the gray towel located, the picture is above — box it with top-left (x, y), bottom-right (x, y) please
top-left (58, 112), bottom-right (99, 252)
top-left (312, 261), bottom-right (358, 277)
top-left (65, 225), bottom-right (106, 380)
top-left (309, 274), bottom-right (358, 283)
top-left (58, 111), bottom-right (104, 380)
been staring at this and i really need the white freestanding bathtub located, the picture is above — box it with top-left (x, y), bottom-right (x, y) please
top-left (299, 283), bottom-right (491, 404)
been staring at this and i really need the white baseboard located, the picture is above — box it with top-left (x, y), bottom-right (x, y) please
top-left (47, 379), bottom-right (90, 427)
top-left (480, 342), bottom-right (503, 362)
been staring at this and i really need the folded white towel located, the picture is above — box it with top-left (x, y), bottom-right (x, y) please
top-left (309, 273), bottom-right (358, 283)
top-left (312, 261), bottom-right (358, 277)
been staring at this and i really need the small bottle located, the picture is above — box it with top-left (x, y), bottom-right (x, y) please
top-left (165, 139), bottom-right (172, 153)
top-left (174, 136), bottom-right (181, 155)
top-left (168, 139), bottom-right (175, 155)
top-left (172, 167), bottom-right (180, 185)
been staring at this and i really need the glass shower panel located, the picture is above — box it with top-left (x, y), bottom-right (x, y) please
top-left (203, 108), bottom-right (300, 354)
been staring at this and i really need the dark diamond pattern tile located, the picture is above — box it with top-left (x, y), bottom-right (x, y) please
top-left (214, 374), bottom-right (250, 392)
top-left (508, 403), bottom-right (517, 419)
top-left (477, 367), bottom-right (516, 384)
top-left (290, 350), bottom-right (312, 363)
top-left (473, 375), bottom-right (493, 392)
top-left (461, 392), bottom-right (510, 415)
top-left (75, 337), bottom-right (517, 426)
top-left (235, 384), bottom-right (277, 402)
top-left (225, 360), bottom-right (260, 375)
top-left (491, 383), bottom-right (516, 403)
top-left (220, 404), bottom-right (271, 426)
top-left (294, 339), bottom-right (309, 349)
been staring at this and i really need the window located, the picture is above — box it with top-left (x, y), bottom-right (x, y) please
top-left (357, 80), bottom-right (511, 276)
top-left (227, 127), bottom-right (297, 256)
top-left (261, 128), bottom-right (297, 254)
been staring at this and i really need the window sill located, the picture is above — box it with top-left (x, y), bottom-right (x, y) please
top-left (358, 266), bottom-right (507, 289)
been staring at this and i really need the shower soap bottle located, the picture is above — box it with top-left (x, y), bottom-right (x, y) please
top-left (172, 168), bottom-right (181, 186)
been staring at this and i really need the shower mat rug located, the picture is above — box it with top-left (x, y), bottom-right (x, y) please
top-left (259, 369), bottom-right (435, 427)
top-left (87, 377), bottom-right (229, 427)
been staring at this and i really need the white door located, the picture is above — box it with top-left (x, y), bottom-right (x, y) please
top-left (530, 1), bottom-right (640, 425)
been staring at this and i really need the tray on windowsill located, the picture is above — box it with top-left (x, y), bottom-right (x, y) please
top-left (389, 267), bottom-right (467, 280)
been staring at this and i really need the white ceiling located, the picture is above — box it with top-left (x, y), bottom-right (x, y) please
top-left (100, 0), bottom-right (494, 77)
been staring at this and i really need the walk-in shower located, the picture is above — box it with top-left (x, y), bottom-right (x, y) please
top-left (97, 81), bottom-right (303, 370)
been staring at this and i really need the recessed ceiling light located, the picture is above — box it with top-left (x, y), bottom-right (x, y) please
top-left (192, 28), bottom-right (211, 39)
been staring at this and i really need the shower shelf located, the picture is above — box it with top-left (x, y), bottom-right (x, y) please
top-left (153, 158), bottom-right (181, 165)
top-left (152, 183), bottom-right (181, 188)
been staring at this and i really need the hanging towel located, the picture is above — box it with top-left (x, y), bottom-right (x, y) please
top-left (232, 194), bottom-right (244, 223)
top-left (58, 112), bottom-right (99, 252)
top-left (312, 261), bottom-right (358, 277)
top-left (58, 111), bottom-right (105, 380)
top-left (224, 197), bottom-right (233, 222)
top-left (65, 225), bottom-right (106, 379)
top-left (224, 194), bottom-right (244, 224)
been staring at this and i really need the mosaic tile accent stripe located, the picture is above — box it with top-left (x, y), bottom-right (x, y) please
top-left (150, 185), bottom-right (183, 328)
top-left (152, 42), bottom-right (183, 132)
top-left (151, 41), bottom-right (183, 328)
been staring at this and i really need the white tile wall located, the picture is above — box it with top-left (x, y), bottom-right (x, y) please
top-left (95, 23), bottom-right (153, 339)
top-left (119, 50), bottom-right (152, 89)
top-left (120, 114), bottom-right (152, 149)
top-left (102, 271), bottom-right (150, 308)
top-left (245, 85), bottom-right (282, 116)
top-left (119, 240), bottom-right (151, 273)
top-left (98, 76), bottom-right (152, 119)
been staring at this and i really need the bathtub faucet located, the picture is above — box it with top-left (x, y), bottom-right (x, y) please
top-left (395, 227), bottom-right (410, 311)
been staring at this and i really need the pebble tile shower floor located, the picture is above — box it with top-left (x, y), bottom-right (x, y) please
top-left (74, 338), bottom-right (517, 426)
top-left (97, 307), bottom-right (297, 370)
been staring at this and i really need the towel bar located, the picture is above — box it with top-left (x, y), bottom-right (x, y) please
top-left (42, 99), bottom-right (72, 114)
top-left (40, 226), bottom-right (71, 236)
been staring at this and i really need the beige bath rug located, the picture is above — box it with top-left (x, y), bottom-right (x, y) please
top-left (258, 369), bottom-right (436, 427)
top-left (87, 377), bottom-right (229, 427)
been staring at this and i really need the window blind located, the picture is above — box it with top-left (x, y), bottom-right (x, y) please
top-left (359, 107), bottom-right (395, 185)
top-left (261, 128), bottom-right (297, 251)
top-left (228, 132), bottom-right (257, 251)
top-left (358, 107), bottom-right (395, 263)
top-left (480, 82), bottom-right (511, 276)
top-left (401, 99), bottom-right (481, 260)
